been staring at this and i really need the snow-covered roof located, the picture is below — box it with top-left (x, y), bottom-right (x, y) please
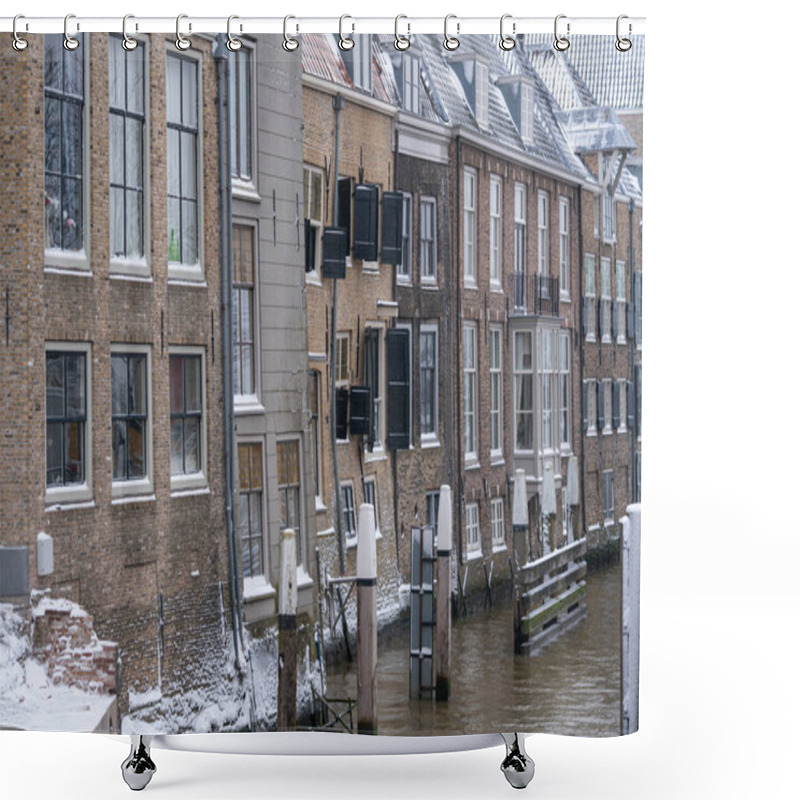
top-left (556, 107), bottom-right (638, 153)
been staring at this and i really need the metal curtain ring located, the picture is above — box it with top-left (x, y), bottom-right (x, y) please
top-left (122, 15), bottom-right (138, 51)
top-left (175, 14), bottom-right (192, 51)
top-left (227, 15), bottom-right (242, 51)
top-left (394, 15), bottom-right (410, 51)
top-left (338, 15), bottom-right (354, 51)
top-left (63, 14), bottom-right (79, 51)
top-left (443, 14), bottom-right (460, 51)
top-left (12, 14), bottom-right (29, 51)
top-left (554, 14), bottom-right (570, 51)
top-left (283, 16), bottom-right (299, 52)
top-left (616, 15), bottom-right (632, 52)
top-left (499, 14), bottom-right (516, 50)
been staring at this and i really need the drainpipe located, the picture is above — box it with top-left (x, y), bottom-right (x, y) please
top-left (454, 137), bottom-right (463, 573)
top-left (577, 188), bottom-right (587, 542)
top-left (628, 197), bottom-right (636, 503)
top-left (214, 35), bottom-right (241, 665)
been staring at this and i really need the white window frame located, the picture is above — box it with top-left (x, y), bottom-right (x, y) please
top-left (618, 378), bottom-right (628, 432)
top-left (616, 259), bottom-right (627, 344)
top-left (603, 186), bottom-right (616, 245)
top-left (308, 369), bottom-right (323, 504)
top-left (402, 54), bottom-right (420, 114)
top-left (586, 378), bottom-right (597, 437)
top-left (230, 43), bottom-right (257, 198)
top-left (559, 197), bottom-right (570, 299)
top-left (335, 332), bottom-right (350, 387)
top-left (465, 502), bottom-right (482, 558)
top-left (593, 194), bottom-right (600, 239)
top-left (491, 497), bottom-right (506, 551)
top-left (232, 220), bottom-right (260, 405)
top-left (111, 343), bottom-right (154, 499)
top-left (602, 379), bottom-right (613, 436)
top-left (603, 469), bottom-right (615, 525)
top-left (489, 175), bottom-right (502, 288)
top-left (475, 61), bottom-right (489, 129)
top-left (514, 330), bottom-right (535, 454)
top-left (362, 475), bottom-right (379, 535)
top-left (489, 325), bottom-right (503, 460)
top-left (342, 481), bottom-right (357, 543)
top-left (169, 345), bottom-right (208, 493)
top-left (463, 167), bottom-right (477, 288)
top-left (559, 331), bottom-right (571, 451)
top-left (237, 437), bottom-right (267, 580)
top-left (520, 83), bottom-right (534, 144)
top-left (303, 164), bottom-right (324, 280)
top-left (463, 323), bottom-right (478, 463)
top-left (419, 196), bottom-right (437, 284)
top-left (600, 257), bottom-right (612, 343)
top-left (537, 191), bottom-right (549, 275)
top-left (277, 435), bottom-right (306, 567)
top-left (363, 324), bottom-right (386, 459)
top-left (539, 328), bottom-right (556, 454)
top-left (514, 183), bottom-right (527, 309)
top-left (397, 192), bottom-right (412, 283)
top-left (584, 253), bottom-right (597, 342)
top-left (419, 323), bottom-right (439, 445)
top-left (44, 341), bottom-right (93, 506)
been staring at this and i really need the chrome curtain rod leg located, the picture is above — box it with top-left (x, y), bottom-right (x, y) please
top-left (500, 733), bottom-right (535, 790)
top-left (121, 735), bottom-right (157, 791)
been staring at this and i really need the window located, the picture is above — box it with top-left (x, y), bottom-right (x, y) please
top-left (514, 331), bottom-right (534, 452)
top-left (364, 327), bottom-right (383, 450)
top-left (602, 379), bottom-right (613, 434)
top-left (45, 35), bottom-right (86, 260)
top-left (520, 83), bottom-right (534, 144)
top-left (419, 326), bottom-right (438, 439)
top-left (465, 503), bottom-right (481, 556)
top-left (616, 260), bottom-right (626, 343)
top-left (475, 62), bottom-right (489, 129)
top-left (167, 54), bottom-right (200, 271)
top-left (233, 225), bottom-right (256, 397)
top-left (539, 328), bottom-right (556, 452)
top-left (46, 348), bottom-right (88, 492)
top-left (397, 192), bottom-right (412, 281)
top-left (489, 175), bottom-right (502, 287)
top-left (342, 34), bottom-right (372, 92)
top-left (514, 184), bottom-right (526, 309)
top-left (342, 483), bottom-right (357, 541)
top-left (425, 490), bottom-right (440, 543)
top-left (537, 191), bottom-right (548, 275)
top-left (463, 168), bottom-right (477, 286)
top-left (603, 470), bottom-right (614, 524)
top-left (277, 439), bottom-right (302, 563)
top-left (584, 254), bottom-right (597, 341)
top-left (585, 379), bottom-right (597, 436)
top-left (420, 197), bottom-right (437, 282)
top-left (562, 488), bottom-right (570, 542)
top-left (491, 498), bottom-right (505, 550)
top-left (229, 47), bottom-right (252, 183)
top-left (111, 351), bottom-right (148, 483)
top-left (559, 332), bottom-right (570, 449)
top-left (169, 352), bottom-right (204, 479)
top-left (593, 194), bottom-right (600, 239)
top-left (386, 327), bottom-right (411, 451)
top-left (335, 333), bottom-right (350, 386)
top-left (303, 165), bottom-right (323, 274)
top-left (559, 198), bottom-right (570, 298)
top-left (489, 326), bottom-right (503, 457)
top-left (109, 37), bottom-right (145, 268)
top-left (363, 476), bottom-right (378, 532)
top-left (603, 188), bottom-right (616, 244)
top-left (634, 271), bottom-right (643, 347)
top-left (617, 379), bottom-right (627, 432)
top-left (463, 324), bottom-right (477, 460)
top-left (238, 442), bottom-right (264, 578)
top-left (308, 371), bottom-right (322, 499)
top-left (600, 258), bottom-right (612, 342)
top-left (402, 55), bottom-right (420, 114)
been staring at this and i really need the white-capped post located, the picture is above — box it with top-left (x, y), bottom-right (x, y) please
top-left (512, 468), bottom-right (530, 566)
top-left (435, 484), bottom-right (452, 701)
top-left (278, 528), bottom-right (297, 731)
top-left (356, 504), bottom-right (378, 734)
top-left (621, 504), bottom-right (641, 734)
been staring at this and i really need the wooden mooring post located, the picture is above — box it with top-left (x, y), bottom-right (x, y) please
top-left (356, 503), bottom-right (378, 735)
top-left (435, 484), bottom-right (452, 701)
top-left (278, 528), bottom-right (297, 731)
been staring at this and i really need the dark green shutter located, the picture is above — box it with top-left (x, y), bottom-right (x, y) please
top-left (597, 381), bottom-right (605, 430)
top-left (612, 382), bottom-right (620, 429)
top-left (380, 191), bottom-right (404, 265)
top-left (611, 301), bottom-right (618, 339)
top-left (349, 386), bottom-right (371, 436)
top-left (581, 297), bottom-right (588, 337)
top-left (386, 328), bottom-right (410, 450)
top-left (336, 387), bottom-right (349, 441)
top-left (626, 299), bottom-right (635, 340)
top-left (364, 329), bottom-right (378, 452)
top-left (353, 184), bottom-right (379, 262)
top-left (337, 178), bottom-right (352, 254)
top-left (304, 219), bottom-right (315, 272)
top-left (627, 380), bottom-right (635, 430)
top-left (322, 227), bottom-right (347, 279)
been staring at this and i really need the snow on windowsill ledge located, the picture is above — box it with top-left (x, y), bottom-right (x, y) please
top-left (466, 549), bottom-right (483, 561)
top-left (243, 575), bottom-right (275, 603)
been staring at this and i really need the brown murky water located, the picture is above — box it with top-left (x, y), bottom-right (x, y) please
top-left (324, 561), bottom-right (622, 737)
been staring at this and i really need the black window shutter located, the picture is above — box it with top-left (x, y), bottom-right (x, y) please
top-left (611, 301), bottom-right (618, 339)
top-left (336, 387), bottom-right (349, 441)
top-left (627, 299), bottom-right (635, 340)
top-left (337, 178), bottom-right (352, 254)
top-left (380, 191), bottom-right (404, 265)
top-left (627, 380), bottom-right (635, 430)
top-left (386, 328), bottom-right (411, 450)
top-left (597, 381), bottom-right (605, 430)
top-left (596, 298), bottom-right (602, 338)
top-left (322, 227), bottom-right (347, 279)
top-left (612, 382), bottom-right (620, 429)
top-left (635, 364), bottom-right (642, 436)
top-left (581, 297), bottom-right (588, 337)
top-left (353, 184), bottom-right (379, 262)
top-left (349, 386), bottom-right (371, 437)
top-left (582, 381), bottom-right (589, 432)
top-left (634, 272), bottom-right (642, 346)
top-left (304, 219), bottom-right (315, 272)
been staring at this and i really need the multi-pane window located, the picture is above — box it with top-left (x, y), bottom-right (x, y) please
top-left (363, 477), bottom-right (378, 531)
top-left (514, 184), bottom-right (526, 309)
top-left (616, 259), bottom-right (626, 343)
top-left (586, 379), bottom-right (597, 435)
top-left (167, 54), bottom-right (199, 267)
top-left (465, 502), bottom-right (481, 555)
top-left (489, 326), bottom-right (502, 456)
top-left (520, 83), bottom-right (534, 144)
top-left (603, 188), bottom-right (616, 243)
top-left (537, 191), bottom-right (549, 275)
top-left (475, 62), bottom-right (489, 129)
top-left (238, 442), bottom-right (264, 578)
top-left (603, 470), bottom-right (614, 524)
top-left (277, 439), bottom-right (302, 563)
top-left (46, 351), bottom-right (87, 487)
top-left (45, 35), bottom-right (85, 255)
top-left (303, 166), bottom-right (323, 273)
top-left (403, 55), bottom-right (420, 114)
top-left (420, 197), bottom-right (437, 282)
top-left (364, 328), bottom-right (382, 449)
top-left (603, 379), bottom-right (613, 434)
top-left (559, 332), bottom-right (570, 448)
top-left (600, 257), bottom-right (612, 342)
top-left (229, 48), bottom-right (252, 182)
top-left (111, 352), bottom-right (148, 481)
top-left (335, 333), bottom-right (350, 386)
top-left (491, 497), bottom-right (505, 549)
top-left (419, 327), bottom-right (438, 438)
top-left (308, 370), bottom-right (321, 498)
top-left (398, 193), bottom-right (412, 280)
top-left (342, 483), bottom-right (357, 540)
top-left (342, 34), bottom-right (372, 92)
top-left (514, 331), bottom-right (534, 451)
top-left (169, 354), bottom-right (203, 476)
top-left (539, 328), bottom-right (556, 452)
top-left (559, 198), bottom-right (570, 298)
top-left (463, 168), bottom-right (477, 285)
top-left (618, 379), bottom-right (628, 431)
top-left (584, 254), bottom-right (597, 340)
top-left (232, 225), bottom-right (255, 396)
top-left (489, 176), bottom-right (502, 286)
top-left (426, 490), bottom-right (440, 542)
top-left (109, 38), bottom-right (145, 264)
top-left (463, 324), bottom-right (477, 459)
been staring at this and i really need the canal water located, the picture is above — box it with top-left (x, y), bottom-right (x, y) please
top-left (324, 560), bottom-right (622, 738)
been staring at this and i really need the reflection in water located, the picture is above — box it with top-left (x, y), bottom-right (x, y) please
top-left (325, 561), bottom-right (622, 737)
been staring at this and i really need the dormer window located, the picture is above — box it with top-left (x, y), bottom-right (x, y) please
top-left (341, 34), bottom-right (372, 93)
top-left (475, 61), bottom-right (489, 128)
top-left (450, 55), bottom-right (490, 130)
top-left (403, 55), bottom-right (420, 114)
top-left (497, 77), bottom-right (535, 145)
